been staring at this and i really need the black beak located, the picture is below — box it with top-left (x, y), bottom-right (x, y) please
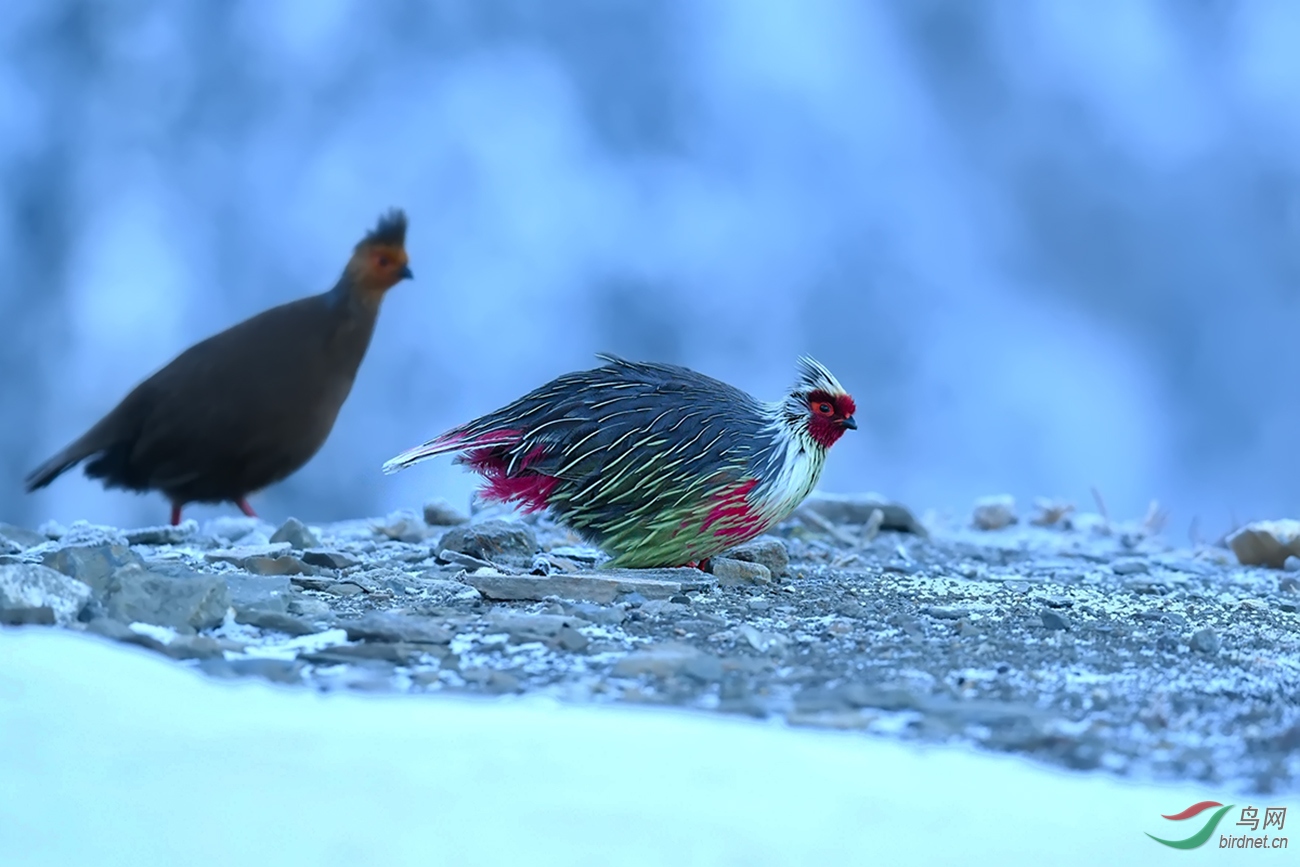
top-left (400, 265), bottom-right (414, 281)
top-left (840, 416), bottom-right (858, 430)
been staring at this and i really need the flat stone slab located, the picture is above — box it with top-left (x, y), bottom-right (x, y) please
top-left (204, 543), bottom-right (293, 565)
top-left (463, 568), bottom-right (713, 604)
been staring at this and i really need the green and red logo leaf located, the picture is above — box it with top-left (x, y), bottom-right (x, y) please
top-left (1146, 801), bottom-right (1236, 849)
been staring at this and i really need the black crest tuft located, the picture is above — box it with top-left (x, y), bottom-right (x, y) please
top-left (358, 208), bottom-right (407, 249)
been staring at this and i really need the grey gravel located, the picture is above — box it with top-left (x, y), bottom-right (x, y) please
top-left (232, 608), bottom-right (323, 635)
top-left (102, 565), bottom-right (229, 632)
top-left (0, 605), bottom-right (56, 625)
top-left (205, 544), bottom-right (312, 577)
top-left (1190, 627), bottom-right (1221, 654)
top-left (463, 568), bottom-right (710, 604)
top-left (0, 563), bottom-right (91, 625)
top-left (612, 641), bottom-right (703, 677)
top-left (972, 495), bottom-right (1017, 530)
top-left (204, 543), bottom-right (292, 565)
top-left (373, 510), bottom-right (434, 543)
top-left (795, 493), bottom-right (927, 536)
top-left (923, 605), bottom-right (968, 620)
top-left (301, 549), bottom-right (361, 570)
top-left (0, 522), bottom-right (48, 549)
top-left (225, 574), bottom-right (294, 615)
top-left (339, 612), bottom-right (454, 644)
top-left (423, 498), bottom-right (470, 527)
top-left (42, 544), bottom-right (143, 595)
top-left (5, 498), bottom-right (1298, 797)
top-left (1111, 557), bottom-right (1150, 576)
top-left (319, 581), bottom-right (365, 596)
top-left (1039, 609), bottom-right (1071, 631)
top-left (123, 522), bottom-right (199, 546)
top-left (711, 557), bottom-right (772, 587)
top-left (204, 517), bottom-right (269, 544)
top-left (269, 517), bottom-right (321, 550)
top-left (286, 596), bottom-right (334, 619)
top-left (723, 537), bottom-right (790, 578)
top-left (199, 656), bottom-right (304, 684)
top-left (437, 520), bottom-right (539, 567)
top-left (436, 550), bottom-right (496, 571)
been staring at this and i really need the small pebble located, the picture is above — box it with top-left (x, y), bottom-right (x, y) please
top-left (269, 517), bottom-right (321, 550)
top-left (322, 582), bottom-right (365, 596)
top-left (1040, 610), bottom-right (1071, 631)
top-left (301, 549), bottom-right (361, 570)
top-left (423, 498), bottom-right (470, 527)
top-left (553, 625), bottom-right (590, 653)
top-left (711, 558), bottom-right (772, 587)
top-left (923, 605), bottom-right (969, 620)
top-left (1189, 628), bottom-right (1220, 654)
top-left (124, 522), bottom-right (199, 546)
top-left (378, 511), bottom-right (433, 543)
top-left (1110, 557), bottom-right (1149, 576)
top-left (972, 495), bottom-right (1017, 531)
top-left (723, 537), bottom-right (790, 579)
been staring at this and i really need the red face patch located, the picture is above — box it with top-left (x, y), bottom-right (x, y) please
top-left (806, 390), bottom-right (856, 449)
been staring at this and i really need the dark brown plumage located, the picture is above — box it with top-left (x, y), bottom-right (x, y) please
top-left (25, 209), bottom-right (413, 525)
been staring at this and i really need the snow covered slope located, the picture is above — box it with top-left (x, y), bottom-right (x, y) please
top-left (0, 628), bottom-right (1280, 866)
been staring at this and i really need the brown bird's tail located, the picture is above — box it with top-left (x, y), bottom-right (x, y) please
top-left (24, 438), bottom-right (97, 492)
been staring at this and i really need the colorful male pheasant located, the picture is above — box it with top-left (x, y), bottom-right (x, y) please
top-left (383, 355), bottom-right (857, 568)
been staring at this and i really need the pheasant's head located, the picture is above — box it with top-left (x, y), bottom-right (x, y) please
top-left (344, 208), bottom-right (413, 300)
top-left (783, 356), bottom-right (857, 450)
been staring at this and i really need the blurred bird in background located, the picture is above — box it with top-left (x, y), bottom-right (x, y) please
top-left (24, 210), bottom-right (413, 525)
top-left (384, 354), bottom-right (856, 568)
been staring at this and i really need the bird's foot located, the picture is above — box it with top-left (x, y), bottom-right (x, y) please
top-left (237, 498), bottom-right (258, 519)
top-left (681, 559), bottom-right (712, 572)
top-left (169, 503), bottom-right (183, 527)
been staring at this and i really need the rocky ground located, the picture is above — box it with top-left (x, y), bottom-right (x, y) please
top-left (2, 492), bottom-right (1297, 795)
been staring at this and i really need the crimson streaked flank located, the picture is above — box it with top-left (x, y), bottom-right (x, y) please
top-left (383, 355), bottom-right (857, 568)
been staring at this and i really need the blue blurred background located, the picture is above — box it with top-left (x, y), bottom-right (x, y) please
top-left (4, 0), bottom-right (1298, 533)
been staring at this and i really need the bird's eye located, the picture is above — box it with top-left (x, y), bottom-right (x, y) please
top-left (816, 403), bottom-right (833, 415)
top-left (376, 255), bottom-right (392, 268)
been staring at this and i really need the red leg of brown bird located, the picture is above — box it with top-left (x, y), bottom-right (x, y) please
top-left (237, 498), bottom-right (257, 518)
top-left (170, 503), bottom-right (183, 526)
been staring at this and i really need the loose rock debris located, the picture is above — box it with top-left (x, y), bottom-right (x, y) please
top-left (1, 491), bottom-right (1298, 796)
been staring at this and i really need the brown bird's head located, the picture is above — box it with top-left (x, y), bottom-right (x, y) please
top-left (343, 208), bottom-right (413, 301)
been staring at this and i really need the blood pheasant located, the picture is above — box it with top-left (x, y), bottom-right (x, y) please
top-left (383, 355), bottom-right (856, 568)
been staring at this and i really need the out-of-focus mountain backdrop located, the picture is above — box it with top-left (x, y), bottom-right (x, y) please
top-left (4, 0), bottom-right (1298, 533)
